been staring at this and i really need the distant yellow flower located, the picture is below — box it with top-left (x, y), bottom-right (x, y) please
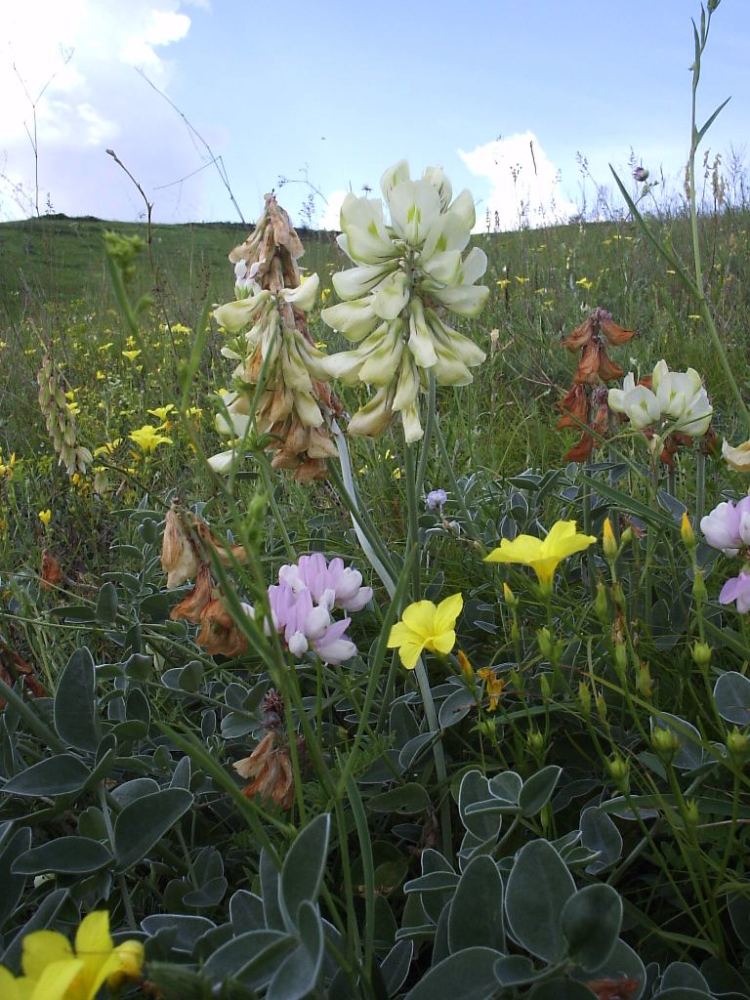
top-left (171, 323), bottom-right (192, 335)
top-left (122, 350), bottom-right (141, 361)
top-left (147, 404), bottom-right (176, 423)
top-left (66, 401), bottom-right (81, 416)
top-left (38, 509), bottom-right (52, 527)
top-left (3, 910), bottom-right (145, 999)
top-left (129, 425), bottom-right (173, 453)
top-left (321, 287), bottom-right (332, 302)
top-left (387, 593), bottom-right (463, 669)
top-left (95, 370), bottom-right (106, 381)
top-left (496, 279), bottom-right (511, 289)
top-left (0, 451), bottom-right (16, 479)
top-left (64, 389), bottom-right (78, 401)
top-left (485, 520), bottom-right (597, 592)
top-left (98, 342), bottom-right (114, 352)
top-left (575, 277), bottom-right (594, 291)
top-left (186, 406), bottom-right (203, 419)
top-left (515, 276), bottom-right (529, 285)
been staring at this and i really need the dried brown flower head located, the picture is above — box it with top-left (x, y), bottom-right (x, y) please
top-left (233, 730), bottom-right (294, 810)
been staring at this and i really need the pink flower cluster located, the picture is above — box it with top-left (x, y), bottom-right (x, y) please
top-left (267, 554), bottom-right (372, 664)
top-left (700, 497), bottom-right (750, 613)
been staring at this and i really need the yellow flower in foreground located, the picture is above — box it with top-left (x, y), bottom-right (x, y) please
top-left (38, 509), bottom-right (52, 527)
top-left (485, 520), bottom-right (597, 591)
top-left (129, 425), bottom-right (173, 454)
top-left (0, 911), bottom-right (144, 999)
top-left (387, 593), bottom-right (463, 669)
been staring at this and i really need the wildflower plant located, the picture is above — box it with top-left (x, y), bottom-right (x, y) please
top-left (210, 193), bottom-right (341, 481)
top-left (321, 160), bottom-right (488, 442)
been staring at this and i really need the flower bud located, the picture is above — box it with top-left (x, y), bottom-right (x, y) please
top-left (636, 661), bottom-right (653, 699)
top-left (652, 726), bottom-right (680, 761)
top-left (727, 727), bottom-right (749, 760)
top-left (684, 798), bottom-right (700, 827)
top-left (503, 581), bottom-right (518, 608)
top-left (614, 640), bottom-right (628, 677)
top-left (539, 673), bottom-right (552, 702)
top-left (620, 527), bottom-right (633, 548)
top-left (456, 649), bottom-right (474, 679)
top-left (691, 641), bottom-right (712, 667)
top-left (692, 571), bottom-right (707, 603)
top-left (680, 512), bottom-right (696, 549)
top-left (612, 581), bottom-right (626, 611)
top-left (510, 621), bottom-right (520, 644)
top-left (607, 754), bottom-right (629, 789)
top-left (537, 627), bottom-right (553, 660)
top-left (527, 728), bottom-right (545, 754)
top-left (594, 582), bottom-right (609, 624)
top-left (602, 517), bottom-right (618, 560)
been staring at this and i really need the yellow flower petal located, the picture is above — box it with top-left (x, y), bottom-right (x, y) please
top-left (387, 621), bottom-right (418, 648)
top-left (400, 600), bottom-right (438, 639)
top-left (427, 629), bottom-right (456, 655)
top-left (21, 931), bottom-right (73, 981)
top-left (398, 640), bottom-right (424, 670)
top-left (0, 967), bottom-right (20, 1000)
top-left (28, 958), bottom-right (84, 1000)
top-left (75, 911), bottom-right (114, 996)
top-left (433, 592), bottom-right (463, 634)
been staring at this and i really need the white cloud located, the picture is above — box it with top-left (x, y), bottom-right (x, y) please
top-left (319, 189), bottom-right (347, 231)
top-left (459, 132), bottom-right (577, 232)
top-left (0, 0), bottom-right (199, 219)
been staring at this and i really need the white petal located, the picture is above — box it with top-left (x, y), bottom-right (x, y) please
top-left (428, 283), bottom-right (489, 317)
top-left (407, 298), bottom-right (438, 368)
top-left (333, 263), bottom-right (396, 301)
top-left (358, 321), bottom-right (405, 386)
top-left (380, 159), bottom-right (411, 202)
top-left (422, 165), bottom-right (452, 210)
top-left (392, 357), bottom-right (420, 411)
top-left (388, 179), bottom-right (442, 248)
top-left (207, 449), bottom-right (237, 474)
top-left (281, 273), bottom-right (320, 312)
top-left (340, 193), bottom-right (400, 264)
top-left (321, 298), bottom-right (380, 343)
top-left (420, 250), bottom-right (462, 285)
top-left (400, 401), bottom-right (424, 443)
top-left (372, 270), bottom-right (409, 320)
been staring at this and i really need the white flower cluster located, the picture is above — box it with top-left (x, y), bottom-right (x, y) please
top-left (608, 360), bottom-right (712, 437)
top-left (321, 161), bottom-right (488, 442)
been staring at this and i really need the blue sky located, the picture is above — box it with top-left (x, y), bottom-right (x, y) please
top-left (1, 0), bottom-right (749, 228)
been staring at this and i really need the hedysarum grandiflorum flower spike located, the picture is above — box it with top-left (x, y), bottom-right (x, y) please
top-left (321, 162), bottom-right (488, 443)
top-left (210, 194), bottom-right (341, 482)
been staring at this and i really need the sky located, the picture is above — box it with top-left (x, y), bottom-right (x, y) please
top-left (1, 0), bottom-right (749, 231)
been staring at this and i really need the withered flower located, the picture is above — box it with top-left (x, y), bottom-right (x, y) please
top-left (211, 194), bottom-right (342, 483)
top-left (585, 978), bottom-right (639, 1000)
top-left (233, 730), bottom-right (294, 810)
top-left (40, 549), bottom-right (64, 590)
top-left (161, 505), bottom-right (200, 589)
top-left (170, 564), bottom-right (214, 624)
top-left (195, 595), bottom-right (249, 658)
top-left (557, 309), bottom-right (635, 462)
top-left (0, 641), bottom-right (47, 706)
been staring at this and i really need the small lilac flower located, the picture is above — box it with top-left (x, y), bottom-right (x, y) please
top-left (719, 572), bottom-right (750, 613)
top-left (267, 574), bottom-right (359, 664)
top-left (633, 166), bottom-right (649, 183)
top-left (426, 489), bottom-right (448, 512)
top-left (279, 553), bottom-right (372, 612)
top-left (700, 497), bottom-right (750, 555)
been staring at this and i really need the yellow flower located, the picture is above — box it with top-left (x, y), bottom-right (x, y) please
top-left (575, 277), bottom-right (594, 291)
top-left (387, 593), bottom-right (463, 669)
top-left (496, 279), bottom-right (511, 289)
top-left (97, 342), bottom-right (113, 352)
top-left (185, 406), bottom-right (203, 419)
top-left (0, 451), bottom-right (16, 479)
top-left (121, 350), bottom-right (141, 361)
top-left (66, 401), bottom-right (81, 416)
top-left (171, 322), bottom-right (192, 335)
top-left (147, 404), bottom-right (176, 423)
top-left (38, 509), bottom-right (52, 527)
top-left (129, 425), bottom-right (173, 453)
top-left (2, 910), bottom-right (145, 999)
top-left (95, 371), bottom-right (106, 381)
top-left (485, 520), bottom-right (597, 591)
top-left (515, 276), bottom-right (529, 285)
top-left (602, 517), bottom-right (617, 560)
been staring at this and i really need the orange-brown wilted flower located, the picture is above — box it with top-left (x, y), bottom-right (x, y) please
top-left (0, 641), bottom-right (47, 707)
top-left (562, 308), bottom-right (636, 353)
top-left (40, 549), bottom-right (64, 590)
top-left (195, 595), bottom-right (249, 658)
top-left (557, 384), bottom-right (589, 429)
top-left (170, 564), bottom-right (214, 624)
top-left (585, 978), bottom-right (639, 1000)
top-left (233, 731), bottom-right (294, 810)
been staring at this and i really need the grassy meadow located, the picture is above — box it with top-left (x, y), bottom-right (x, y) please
top-left (3, 170), bottom-right (750, 999)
